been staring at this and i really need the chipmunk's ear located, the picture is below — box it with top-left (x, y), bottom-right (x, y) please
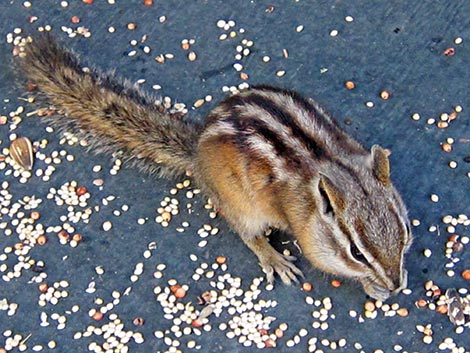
top-left (371, 145), bottom-right (390, 185)
top-left (317, 173), bottom-right (345, 216)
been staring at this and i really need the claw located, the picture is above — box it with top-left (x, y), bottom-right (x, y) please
top-left (283, 254), bottom-right (298, 262)
top-left (259, 252), bottom-right (303, 285)
top-left (263, 266), bottom-right (275, 283)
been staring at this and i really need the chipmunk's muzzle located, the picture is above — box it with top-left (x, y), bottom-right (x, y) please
top-left (361, 269), bottom-right (408, 301)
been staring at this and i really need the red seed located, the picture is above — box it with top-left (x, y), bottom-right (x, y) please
top-left (364, 301), bottom-right (376, 312)
top-left (462, 269), bottom-right (470, 280)
top-left (133, 317), bottom-right (145, 326)
top-left (82, 0), bottom-right (94, 4)
top-left (344, 81), bottom-right (355, 90)
top-left (76, 186), bottom-right (87, 196)
top-left (191, 319), bottom-right (203, 328)
top-left (215, 256), bottom-right (227, 264)
top-left (39, 283), bottom-right (49, 293)
top-left (31, 211), bottom-right (41, 220)
top-left (143, 0), bottom-right (153, 5)
top-left (92, 311), bottom-right (103, 321)
top-left (170, 285), bottom-right (181, 293)
top-left (397, 308), bottom-right (409, 317)
top-left (174, 287), bottom-right (186, 299)
top-left (58, 230), bottom-right (70, 241)
top-left (264, 338), bottom-right (276, 348)
top-left (443, 47), bottom-right (455, 56)
top-left (302, 282), bottom-right (313, 292)
top-left (26, 82), bottom-right (37, 91)
top-left (72, 234), bottom-right (83, 242)
top-left (436, 305), bottom-right (448, 314)
top-left (416, 299), bottom-right (427, 308)
top-left (37, 235), bottom-right (48, 245)
top-left (380, 90), bottom-right (391, 100)
top-left (331, 279), bottom-right (341, 288)
top-left (71, 16), bottom-right (80, 24)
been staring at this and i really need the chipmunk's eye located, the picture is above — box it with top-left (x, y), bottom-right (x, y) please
top-left (350, 243), bottom-right (369, 264)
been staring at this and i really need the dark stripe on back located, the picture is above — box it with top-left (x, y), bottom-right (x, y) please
top-left (253, 85), bottom-right (368, 156)
top-left (226, 92), bottom-right (329, 160)
top-left (253, 85), bottom-right (340, 131)
top-left (225, 109), bottom-right (305, 172)
top-left (208, 87), bottom-right (371, 191)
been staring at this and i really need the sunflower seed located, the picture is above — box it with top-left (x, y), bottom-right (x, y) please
top-left (9, 137), bottom-right (34, 170)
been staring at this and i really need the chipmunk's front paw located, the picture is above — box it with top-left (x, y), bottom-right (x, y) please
top-left (260, 251), bottom-right (303, 285)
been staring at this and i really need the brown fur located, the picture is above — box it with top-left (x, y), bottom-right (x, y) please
top-left (20, 33), bottom-right (199, 177)
top-left (19, 34), bottom-right (411, 300)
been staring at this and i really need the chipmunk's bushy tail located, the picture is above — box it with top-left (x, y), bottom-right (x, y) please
top-left (20, 33), bottom-right (199, 177)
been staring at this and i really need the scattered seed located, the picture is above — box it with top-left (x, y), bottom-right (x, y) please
top-left (364, 301), bottom-right (376, 312)
top-left (216, 256), bottom-right (226, 264)
top-left (345, 81), bottom-right (355, 90)
top-left (423, 335), bottom-right (433, 344)
top-left (380, 90), bottom-right (391, 100)
top-left (331, 280), bottom-right (341, 288)
top-left (397, 308), bottom-right (409, 317)
top-left (441, 143), bottom-right (452, 152)
top-left (37, 235), bottom-right (48, 245)
top-left (462, 269), bottom-right (470, 280)
top-left (133, 317), bottom-right (145, 326)
top-left (102, 221), bottom-right (112, 231)
top-left (330, 29), bottom-right (339, 37)
top-left (9, 137), bottom-right (34, 170)
top-left (188, 51), bottom-right (197, 61)
top-left (443, 47), bottom-right (455, 56)
top-left (92, 312), bottom-right (103, 321)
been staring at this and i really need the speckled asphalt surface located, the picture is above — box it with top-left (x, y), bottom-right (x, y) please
top-left (1, 1), bottom-right (470, 352)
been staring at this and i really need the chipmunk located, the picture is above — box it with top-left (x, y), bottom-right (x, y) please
top-left (18, 34), bottom-right (412, 301)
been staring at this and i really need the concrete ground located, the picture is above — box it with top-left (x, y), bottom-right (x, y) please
top-left (1, 1), bottom-right (470, 352)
